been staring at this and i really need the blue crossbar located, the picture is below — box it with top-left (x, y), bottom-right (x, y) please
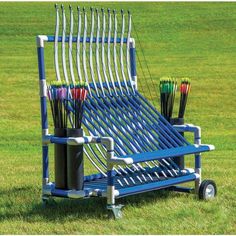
top-left (46, 36), bottom-right (127, 44)
top-left (117, 173), bottom-right (197, 197)
top-left (119, 144), bottom-right (214, 164)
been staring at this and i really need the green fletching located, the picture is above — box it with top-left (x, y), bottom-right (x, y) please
top-left (181, 77), bottom-right (191, 84)
top-left (50, 80), bottom-right (62, 87)
top-left (159, 76), bottom-right (177, 93)
top-left (170, 83), bottom-right (174, 93)
top-left (163, 83), bottom-right (169, 93)
top-left (75, 82), bottom-right (81, 88)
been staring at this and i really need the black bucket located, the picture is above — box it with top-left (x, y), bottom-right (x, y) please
top-left (54, 128), bottom-right (67, 189)
top-left (67, 128), bottom-right (84, 190)
top-left (170, 118), bottom-right (185, 170)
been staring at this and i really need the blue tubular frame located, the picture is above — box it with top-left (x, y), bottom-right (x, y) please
top-left (130, 39), bottom-right (137, 88)
top-left (47, 36), bottom-right (127, 44)
top-left (130, 47), bottom-right (136, 77)
top-left (37, 47), bottom-right (48, 131)
top-left (37, 41), bottom-right (49, 186)
top-left (37, 33), bottom-right (214, 215)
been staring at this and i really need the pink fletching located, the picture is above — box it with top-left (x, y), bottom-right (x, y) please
top-left (61, 87), bottom-right (67, 99)
top-left (57, 88), bottom-right (62, 99)
top-left (57, 88), bottom-right (66, 100)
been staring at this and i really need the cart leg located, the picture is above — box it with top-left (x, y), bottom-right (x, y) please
top-left (42, 145), bottom-right (49, 186)
top-left (42, 144), bottom-right (49, 197)
top-left (107, 165), bottom-right (123, 219)
top-left (42, 145), bottom-right (56, 207)
top-left (106, 179), bottom-right (123, 219)
top-left (103, 138), bottom-right (123, 219)
top-left (195, 154), bottom-right (201, 194)
top-left (104, 138), bottom-right (123, 219)
top-left (194, 126), bottom-right (201, 194)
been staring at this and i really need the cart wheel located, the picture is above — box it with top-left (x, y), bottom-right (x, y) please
top-left (42, 196), bottom-right (56, 207)
top-left (107, 204), bottom-right (123, 219)
top-left (108, 208), bottom-right (122, 219)
top-left (199, 180), bottom-right (217, 200)
top-left (42, 198), bottom-right (49, 207)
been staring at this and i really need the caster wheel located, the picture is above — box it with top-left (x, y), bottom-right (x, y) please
top-left (108, 209), bottom-right (122, 219)
top-left (42, 196), bottom-right (56, 207)
top-left (199, 180), bottom-right (217, 200)
top-left (42, 198), bottom-right (49, 207)
top-left (114, 209), bottom-right (122, 219)
top-left (107, 204), bottom-right (123, 219)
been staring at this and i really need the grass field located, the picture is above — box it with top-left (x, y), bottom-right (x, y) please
top-left (0, 2), bottom-right (236, 234)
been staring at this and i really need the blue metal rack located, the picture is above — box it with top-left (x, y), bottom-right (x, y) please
top-left (37, 6), bottom-right (216, 219)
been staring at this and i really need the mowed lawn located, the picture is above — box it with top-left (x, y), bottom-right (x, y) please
top-left (0, 2), bottom-right (236, 234)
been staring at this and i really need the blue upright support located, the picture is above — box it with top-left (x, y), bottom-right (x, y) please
top-left (37, 40), bottom-right (49, 187)
top-left (130, 46), bottom-right (136, 80)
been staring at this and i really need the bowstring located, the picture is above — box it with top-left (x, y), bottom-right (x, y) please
top-left (132, 17), bottom-right (159, 108)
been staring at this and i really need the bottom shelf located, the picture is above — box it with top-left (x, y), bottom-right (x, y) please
top-left (43, 168), bottom-right (198, 199)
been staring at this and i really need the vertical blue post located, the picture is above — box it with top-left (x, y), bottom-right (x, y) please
top-left (37, 36), bottom-right (49, 186)
top-left (107, 170), bottom-right (114, 189)
top-left (42, 146), bottom-right (49, 182)
top-left (195, 154), bottom-right (201, 170)
top-left (107, 164), bottom-right (115, 206)
top-left (130, 39), bottom-right (137, 89)
top-left (194, 127), bottom-right (201, 193)
top-left (105, 138), bottom-right (116, 206)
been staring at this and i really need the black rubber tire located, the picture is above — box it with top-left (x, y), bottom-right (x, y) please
top-left (199, 180), bottom-right (217, 200)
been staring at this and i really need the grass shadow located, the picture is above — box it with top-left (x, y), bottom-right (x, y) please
top-left (0, 186), bottom-right (31, 196)
top-left (25, 189), bottom-right (180, 222)
top-left (0, 186), bottom-right (184, 222)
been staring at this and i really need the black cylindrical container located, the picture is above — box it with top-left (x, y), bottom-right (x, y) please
top-left (54, 128), bottom-right (67, 189)
top-left (170, 118), bottom-right (185, 170)
top-left (67, 128), bottom-right (84, 190)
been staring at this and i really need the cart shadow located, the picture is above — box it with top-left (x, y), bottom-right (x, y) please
top-left (26, 189), bottom-right (175, 221)
top-left (0, 186), bottom-right (179, 221)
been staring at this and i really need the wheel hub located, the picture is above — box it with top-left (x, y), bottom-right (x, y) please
top-left (205, 184), bottom-right (215, 199)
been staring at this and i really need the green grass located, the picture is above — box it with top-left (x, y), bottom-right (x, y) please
top-left (0, 2), bottom-right (236, 234)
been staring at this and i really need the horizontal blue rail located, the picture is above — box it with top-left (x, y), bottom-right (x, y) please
top-left (47, 36), bottom-right (127, 43)
top-left (117, 173), bottom-right (197, 197)
top-left (120, 145), bottom-right (212, 164)
top-left (48, 136), bottom-right (100, 145)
